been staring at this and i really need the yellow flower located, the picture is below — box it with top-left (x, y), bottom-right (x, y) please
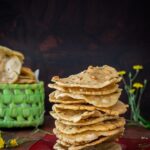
top-left (0, 137), bottom-right (5, 149)
top-left (10, 139), bottom-right (18, 147)
top-left (133, 65), bottom-right (143, 71)
top-left (118, 70), bottom-right (126, 76)
top-left (133, 82), bottom-right (144, 89)
top-left (129, 89), bottom-right (135, 94)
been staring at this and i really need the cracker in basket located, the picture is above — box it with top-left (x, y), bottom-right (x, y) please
top-left (0, 45), bottom-right (24, 61)
top-left (49, 91), bottom-right (86, 104)
top-left (16, 77), bottom-right (36, 84)
top-left (53, 89), bottom-right (121, 107)
top-left (16, 67), bottom-right (36, 83)
top-left (55, 117), bottom-right (125, 134)
top-left (0, 56), bottom-right (22, 83)
top-left (51, 65), bottom-right (121, 89)
top-left (48, 83), bottom-right (119, 95)
top-left (52, 107), bottom-right (102, 122)
top-left (53, 127), bottom-right (124, 145)
top-left (50, 111), bottom-right (119, 126)
top-left (20, 67), bottom-right (36, 79)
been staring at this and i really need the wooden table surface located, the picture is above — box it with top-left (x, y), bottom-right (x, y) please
top-left (2, 116), bottom-right (150, 150)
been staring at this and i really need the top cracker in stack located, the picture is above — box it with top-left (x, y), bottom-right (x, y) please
top-left (49, 65), bottom-right (128, 150)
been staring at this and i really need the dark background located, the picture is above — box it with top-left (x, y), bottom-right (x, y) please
top-left (0, 0), bottom-right (150, 118)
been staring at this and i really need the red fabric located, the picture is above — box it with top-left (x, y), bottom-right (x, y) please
top-left (30, 134), bottom-right (150, 150)
top-left (119, 138), bottom-right (150, 150)
top-left (29, 134), bottom-right (56, 150)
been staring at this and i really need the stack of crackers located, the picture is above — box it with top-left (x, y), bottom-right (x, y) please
top-left (49, 65), bottom-right (128, 150)
top-left (0, 45), bottom-right (36, 84)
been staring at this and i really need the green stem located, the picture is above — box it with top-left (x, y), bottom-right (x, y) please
top-left (136, 80), bottom-right (147, 112)
top-left (136, 89), bottom-right (143, 115)
top-left (131, 70), bottom-right (139, 82)
top-left (138, 115), bottom-right (150, 128)
top-left (31, 128), bottom-right (53, 135)
top-left (128, 72), bottom-right (132, 88)
top-left (131, 95), bottom-right (138, 122)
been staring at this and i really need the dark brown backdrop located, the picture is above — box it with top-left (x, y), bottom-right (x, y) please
top-left (0, 0), bottom-right (150, 117)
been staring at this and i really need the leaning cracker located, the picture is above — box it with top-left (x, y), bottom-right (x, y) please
top-left (48, 83), bottom-right (119, 95)
top-left (55, 117), bottom-right (125, 134)
top-left (51, 65), bottom-right (121, 89)
top-left (0, 45), bottom-right (24, 61)
top-left (53, 89), bottom-right (121, 107)
top-left (0, 56), bottom-right (22, 83)
top-left (53, 127), bottom-right (124, 145)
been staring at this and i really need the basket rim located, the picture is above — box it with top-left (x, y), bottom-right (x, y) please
top-left (0, 81), bottom-right (44, 89)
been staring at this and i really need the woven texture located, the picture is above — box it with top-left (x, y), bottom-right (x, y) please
top-left (0, 82), bottom-right (45, 128)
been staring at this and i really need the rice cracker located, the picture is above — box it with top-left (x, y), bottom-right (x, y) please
top-left (55, 117), bottom-right (125, 134)
top-left (48, 83), bottom-right (119, 95)
top-left (51, 65), bottom-right (121, 89)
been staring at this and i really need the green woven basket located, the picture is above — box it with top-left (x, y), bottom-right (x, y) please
top-left (0, 81), bottom-right (45, 128)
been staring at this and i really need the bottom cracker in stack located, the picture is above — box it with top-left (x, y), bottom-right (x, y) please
top-left (54, 141), bottom-right (122, 150)
top-left (49, 65), bottom-right (128, 150)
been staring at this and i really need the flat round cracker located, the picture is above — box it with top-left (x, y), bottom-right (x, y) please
top-left (53, 104), bottom-right (97, 111)
top-left (97, 101), bottom-right (128, 116)
top-left (68, 133), bottom-right (123, 150)
top-left (55, 117), bottom-right (125, 134)
top-left (55, 141), bottom-right (122, 150)
top-left (48, 83), bottom-right (119, 95)
top-left (50, 112), bottom-right (119, 126)
top-left (83, 142), bottom-right (122, 150)
top-left (54, 142), bottom-right (67, 150)
top-left (53, 127), bottom-right (124, 145)
top-left (51, 107), bottom-right (102, 122)
top-left (53, 90), bottom-right (121, 107)
top-left (55, 130), bottom-right (124, 149)
top-left (49, 91), bottom-right (86, 104)
top-left (50, 110), bottom-right (102, 123)
top-left (51, 65), bottom-right (121, 89)
top-left (53, 101), bottom-right (128, 115)
top-left (57, 140), bottom-right (71, 147)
